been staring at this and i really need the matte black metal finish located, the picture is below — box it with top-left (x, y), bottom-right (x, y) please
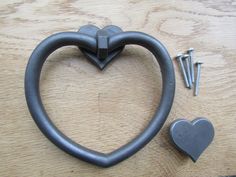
top-left (170, 118), bottom-right (214, 162)
top-left (25, 25), bottom-right (175, 167)
top-left (78, 25), bottom-right (124, 70)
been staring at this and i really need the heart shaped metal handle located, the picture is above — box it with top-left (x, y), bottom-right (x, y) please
top-left (25, 28), bottom-right (175, 167)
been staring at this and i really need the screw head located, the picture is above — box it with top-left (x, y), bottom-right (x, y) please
top-left (176, 53), bottom-right (183, 60)
top-left (195, 61), bottom-right (203, 65)
top-left (187, 48), bottom-right (194, 53)
top-left (182, 54), bottom-right (189, 60)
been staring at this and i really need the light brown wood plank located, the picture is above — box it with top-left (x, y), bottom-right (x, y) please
top-left (0, 0), bottom-right (236, 176)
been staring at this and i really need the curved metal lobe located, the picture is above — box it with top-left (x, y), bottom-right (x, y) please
top-left (25, 29), bottom-right (175, 167)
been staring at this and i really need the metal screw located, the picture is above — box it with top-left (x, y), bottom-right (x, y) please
top-left (194, 61), bottom-right (203, 96)
top-left (176, 53), bottom-right (190, 88)
top-left (182, 54), bottom-right (192, 89)
top-left (187, 48), bottom-right (195, 83)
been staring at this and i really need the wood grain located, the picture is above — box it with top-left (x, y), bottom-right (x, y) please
top-left (0, 0), bottom-right (236, 176)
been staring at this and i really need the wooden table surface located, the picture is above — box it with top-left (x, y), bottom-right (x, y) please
top-left (0, 0), bottom-right (236, 176)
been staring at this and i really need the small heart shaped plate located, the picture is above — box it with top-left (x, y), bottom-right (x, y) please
top-left (170, 117), bottom-right (214, 162)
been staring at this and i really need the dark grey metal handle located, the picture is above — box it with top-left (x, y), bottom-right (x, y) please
top-left (25, 29), bottom-right (175, 167)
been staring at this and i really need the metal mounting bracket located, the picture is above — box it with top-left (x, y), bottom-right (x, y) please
top-left (78, 25), bottom-right (124, 70)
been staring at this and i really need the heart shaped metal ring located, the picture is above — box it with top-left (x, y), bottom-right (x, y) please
top-left (25, 25), bottom-right (175, 167)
